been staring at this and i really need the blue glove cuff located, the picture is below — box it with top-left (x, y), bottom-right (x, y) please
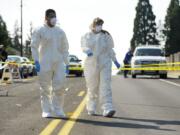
top-left (85, 50), bottom-right (93, 57)
top-left (114, 60), bottom-right (120, 68)
top-left (35, 61), bottom-right (40, 72)
top-left (66, 65), bottom-right (69, 74)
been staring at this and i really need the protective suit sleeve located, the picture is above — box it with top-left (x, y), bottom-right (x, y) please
top-left (30, 28), bottom-right (41, 61)
top-left (107, 34), bottom-right (117, 62)
top-left (61, 31), bottom-right (69, 65)
top-left (81, 34), bottom-right (92, 54)
top-left (110, 49), bottom-right (117, 62)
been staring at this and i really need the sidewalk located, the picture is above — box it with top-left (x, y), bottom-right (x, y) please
top-left (168, 71), bottom-right (180, 79)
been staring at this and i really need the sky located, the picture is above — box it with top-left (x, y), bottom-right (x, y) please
top-left (0, 0), bottom-right (170, 63)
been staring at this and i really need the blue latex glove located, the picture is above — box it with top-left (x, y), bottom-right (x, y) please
top-left (86, 50), bottom-right (93, 57)
top-left (65, 65), bottom-right (69, 74)
top-left (35, 61), bottom-right (40, 72)
top-left (114, 60), bottom-right (120, 69)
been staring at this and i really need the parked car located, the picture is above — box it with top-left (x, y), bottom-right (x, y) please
top-left (22, 57), bottom-right (36, 76)
top-left (131, 46), bottom-right (167, 79)
top-left (0, 61), bottom-right (4, 78)
top-left (7, 55), bottom-right (29, 78)
top-left (68, 55), bottom-right (83, 77)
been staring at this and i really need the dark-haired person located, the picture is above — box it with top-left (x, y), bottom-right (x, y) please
top-left (31, 9), bottom-right (69, 118)
top-left (123, 48), bottom-right (133, 78)
top-left (0, 44), bottom-right (8, 63)
top-left (81, 17), bottom-right (120, 117)
top-left (0, 44), bottom-right (8, 78)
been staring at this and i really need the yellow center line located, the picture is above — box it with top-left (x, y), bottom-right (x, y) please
top-left (67, 112), bottom-right (74, 117)
top-left (78, 91), bottom-right (85, 97)
top-left (39, 91), bottom-right (86, 135)
top-left (39, 119), bottom-right (61, 135)
top-left (58, 95), bottom-right (87, 135)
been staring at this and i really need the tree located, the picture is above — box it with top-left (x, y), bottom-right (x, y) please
top-left (169, 6), bottom-right (180, 54)
top-left (156, 20), bottom-right (166, 48)
top-left (164, 0), bottom-right (180, 55)
top-left (24, 22), bottom-right (33, 58)
top-left (12, 21), bottom-right (21, 51)
top-left (131, 0), bottom-right (159, 51)
top-left (0, 15), bottom-right (12, 48)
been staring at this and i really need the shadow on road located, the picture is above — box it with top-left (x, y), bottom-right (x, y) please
top-left (112, 116), bottom-right (180, 126)
top-left (52, 116), bottom-right (176, 132)
top-left (66, 76), bottom-right (84, 78)
top-left (131, 77), bottom-right (179, 80)
top-left (118, 102), bottom-right (180, 110)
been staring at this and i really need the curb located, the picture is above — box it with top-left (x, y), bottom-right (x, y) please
top-left (168, 73), bottom-right (180, 79)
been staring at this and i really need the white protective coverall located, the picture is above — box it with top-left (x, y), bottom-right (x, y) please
top-left (81, 31), bottom-right (117, 112)
top-left (31, 24), bottom-right (69, 115)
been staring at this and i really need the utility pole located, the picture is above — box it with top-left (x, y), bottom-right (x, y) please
top-left (20, 0), bottom-right (23, 56)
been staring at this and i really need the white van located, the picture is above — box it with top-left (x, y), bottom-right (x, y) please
top-left (131, 46), bottom-right (167, 79)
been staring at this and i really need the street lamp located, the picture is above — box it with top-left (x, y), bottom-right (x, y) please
top-left (20, 0), bottom-right (23, 56)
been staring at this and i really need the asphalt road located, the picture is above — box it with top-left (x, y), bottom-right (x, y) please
top-left (0, 75), bottom-right (180, 135)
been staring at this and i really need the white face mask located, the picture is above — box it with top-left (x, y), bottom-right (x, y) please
top-left (95, 25), bottom-right (102, 33)
top-left (50, 17), bottom-right (57, 26)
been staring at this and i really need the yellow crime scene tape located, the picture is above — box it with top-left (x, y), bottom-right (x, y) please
top-left (124, 62), bottom-right (180, 67)
top-left (119, 66), bottom-right (180, 71)
top-left (63, 62), bottom-right (180, 71)
top-left (0, 61), bottom-right (180, 71)
top-left (0, 61), bottom-right (34, 65)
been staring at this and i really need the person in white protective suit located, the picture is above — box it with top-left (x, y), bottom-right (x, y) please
top-left (31, 9), bottom-right (69, 118)
top-left (81, 17), bottom-right (120, 117)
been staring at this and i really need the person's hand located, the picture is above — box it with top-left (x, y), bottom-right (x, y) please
top-left (86, 50), bottom-right (93, 57)
top-left (65, 65), bottom-right (69, 74)
top-left (87, 52), bottom-right (93, 57)
top-left (35, 61), bottom-right (40, 72)
top-left (114, 60), bottom-right (120, 69)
